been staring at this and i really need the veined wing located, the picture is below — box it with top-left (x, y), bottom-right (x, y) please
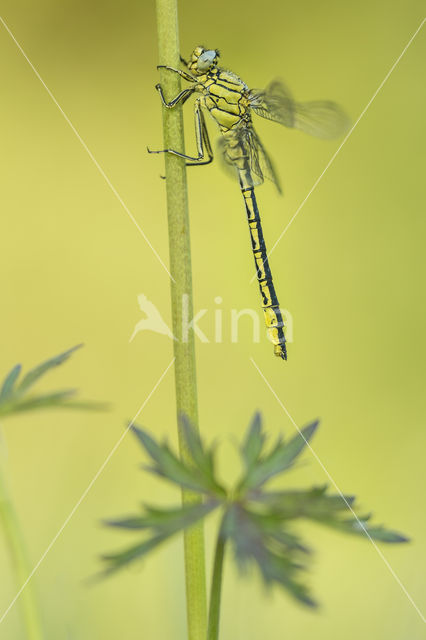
top-left (249, 79), bottom-right (350, 139)
top-left (217, 126), bottom-right (282, 193)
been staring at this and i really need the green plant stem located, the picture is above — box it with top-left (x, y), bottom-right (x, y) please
top-left (0, 457), bottom-right (43, 639)
top-left (154, 2), bottom-right (207, 640)
top-left (207, 529), bottom-right (226, 640)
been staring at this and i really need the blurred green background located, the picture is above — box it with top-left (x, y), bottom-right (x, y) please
top-left (0, 1), bottom-right (425, 638)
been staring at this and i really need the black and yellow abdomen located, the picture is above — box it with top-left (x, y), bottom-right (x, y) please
top-left (241, 187), bottom-right (287, 360)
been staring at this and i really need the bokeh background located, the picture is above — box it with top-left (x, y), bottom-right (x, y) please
top-left (0, 1), bottom-right (425, 638)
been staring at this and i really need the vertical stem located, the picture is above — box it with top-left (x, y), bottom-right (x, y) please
top-left (0, 457), bottom-right (43, 639)
top-left (207, 529), bottom-right (226, 640)
top-left (154, 2), bottom-right (207, 640)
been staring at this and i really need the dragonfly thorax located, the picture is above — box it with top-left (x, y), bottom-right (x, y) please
top-left (200, 69), bottom-right (251, 132)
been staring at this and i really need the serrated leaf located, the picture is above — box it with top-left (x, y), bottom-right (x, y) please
top-left (102, 500), bottom-right (218, 575)
top-left (242, 421), bottom-right (319, 489)
top-left (0, 345), bottom-right (103, 419)
top-left (250, 487), bottom-right (356, 520)
top-left (0, 390), bottom-right (72, 416)
top-left (131, 425), bottom-right (217, 494)
top-left (101, 413), bottom-right (409, 606)
top-left (105, 500), bottom-right (218, 533)
top-left (101, 534), bottom-right (168, 574)
top-left (325, 517), bottom-right (409, 543)
top-left (244, 511), bottom-right (311, 555)
top-left (179, 415), bottom-right (225, 495)
top-left (17, 344), bottom-right (83, 393)
top-left (241, 412), bottom-right (265, 470)
top-left (0, 390), bottom-right (106, 417)
top-left (250, 488), bottom-right (408, 544)
top-left (270, 421), bottom-right (318, 473)
top-left (0, 364), bottom-right (22, 401)
top-left (222, 505), bottom-right (316, 607)
top-left (179, 414), bottom-right (207, 468)
top-left (269, 529), bottom-right (311, 555)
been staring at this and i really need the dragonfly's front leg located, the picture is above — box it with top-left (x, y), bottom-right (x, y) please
top-left (155, 84), bottom-right (195, 108)
top-left (186, 100), bottom-right (213, 166)
top-left (155, 64), bottom-right (196, 108)
top-left (157, 65), bottom-right (196, 83)
top-left (148, 99), bottom-right (213, 166)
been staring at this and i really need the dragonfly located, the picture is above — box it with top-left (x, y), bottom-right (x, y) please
top-left (149, 46), bottom-right (349, 360)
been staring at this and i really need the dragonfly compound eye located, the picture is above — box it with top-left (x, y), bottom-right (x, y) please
top-left (197, 49), bottom-right (218, 71)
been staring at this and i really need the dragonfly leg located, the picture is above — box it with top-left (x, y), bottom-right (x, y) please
top-left (157, 65), bottom-right (196, 83)
top-left (155, 84), bottom-right (194, 108)
top-left (186, 99), bottom-right (213, 166)
top-left (148, 99), bottom-right (213, 166)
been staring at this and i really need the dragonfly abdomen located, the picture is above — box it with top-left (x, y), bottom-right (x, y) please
top-left (241, 186), bottom-right (287, 360)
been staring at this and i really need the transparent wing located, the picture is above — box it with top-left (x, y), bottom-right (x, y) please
top-left (247, 128), bottom-right (282, 193)
top-left (250, 79), bottom-right (350, 139)
top-left (216, 136), bottom-right (241, 183)
top-left (217, 127), bottom-right (282, 193)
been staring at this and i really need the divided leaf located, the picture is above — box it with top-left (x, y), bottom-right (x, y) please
top-left (17, 344), bottom-right (83, 393)
top-left (0, 364), bottom-right (22, 401)
top-left (240, 412), bottom-right (265, 470)
top-left (103, 500), bottom-right (219, 574)
top-left (318, 515), bottom-right (409, 543)
top-left (0, 345), bottom-right (104, 418)
top-left (248, 486), bottom-right (408, 543)
top-left (249, 486), bottom-right (355, 519)
top-left (240, 421), bottom-right (319, 490)
top-left (131, 425), bottom-right (223, 495)
top-left (102, 411), bottom-right (408, 607)
top-left (222, 505), bottom-right (316, 607)
top-left (179, 414), bottom-right (225, 496)
top-left (102, 534), bottom-right (168, 574)
top-left (105, 500), bottom-right (218, 534)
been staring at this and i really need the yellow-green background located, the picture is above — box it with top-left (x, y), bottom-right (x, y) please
top-left (0, 1), bottom-right (425, 638)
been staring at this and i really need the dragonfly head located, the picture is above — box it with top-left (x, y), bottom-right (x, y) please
top-left (187, 46), bottom-right (220, 75)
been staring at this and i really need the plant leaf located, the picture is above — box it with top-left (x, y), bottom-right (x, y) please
top-left (250, 486), bottom-right (355, 518)
top-left (321, 516), bottom-right (409, 543)
top-left (101, 413), bottom-right (409, 606)
top-left (242, 421), bottom-right (319, 490)
top-left (101, 534), bottom-right (168, 574)
top-left (17, 344), bottom-right (83, 393)
top-left (0, 364), bottom-right (22, 401)
top-left (249, 487), bottom-right (408, 543)
top-left (102, 500), bottom-right (218, 575)
top-left (240, 412), bottom-right (265, 470)
top-left (179, 414), bottom-right (225, 495)
top-left (0, 390), bottom-right (106, 417)
top-left (131, 425), bottom-right (219, 494)
top-left (222, 505), bottom-right (316, 607)
top-left (105, 500), bottom-right (218, 533)
top-left (0, 345), bottom-right (103, 418)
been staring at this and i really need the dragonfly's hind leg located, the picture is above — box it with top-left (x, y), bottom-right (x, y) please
top-left (148, 99), bottom-right (213, 167)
